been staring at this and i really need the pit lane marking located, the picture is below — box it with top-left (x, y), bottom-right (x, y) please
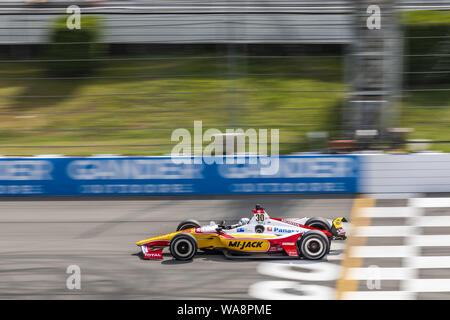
top-left (335, 196), bottom-right (375, 299)
top-left (341, 197), bottom-right (450, 299)
top-left (250, 197), bottom-right (450, 300)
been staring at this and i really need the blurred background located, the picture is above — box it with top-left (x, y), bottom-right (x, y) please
top-left (0, 0), bottom-right (448, 156)
top-left (1, 0), bottom-right (450, 301)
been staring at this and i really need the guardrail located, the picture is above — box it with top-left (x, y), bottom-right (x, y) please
top-left (2, 153), bottom-right (450, 196)
top-left (360, 153), bottom-right (450, 193)
top-left (0, 155), bottom-right (359, 196)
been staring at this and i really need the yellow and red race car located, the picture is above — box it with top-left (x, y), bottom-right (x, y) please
top-left (136, 205), bottom-right (347, 261)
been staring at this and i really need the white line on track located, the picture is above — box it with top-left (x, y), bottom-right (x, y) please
top-left (415, 216), bottom-right (450, 227)
top-left (359, 207), bottom-right (419, 218)
top-left (248, 281), bottom-right (336, 300)
top-left (410, 256), bottom-right (450, 269)
top-left (350, 245), bottom-right (416, 258)
top-left (407, 279), bottom-right (450, 292)
top-left (345, 267), bottom-right (414, 280)
top-left (354, 226), bottom-right (413, 237)
top-left (341, 291), bottom-right (415, 300)
top-left (330, 242), bottom-right (346, 251)
top-left (411, 235), bottom-right (450, 247)
top-left (327, 253), bottom-right (344, 261)
top-left (410, 198), bottom-right (450, 208)
top-left (257, 261), bottom-right (341, 282)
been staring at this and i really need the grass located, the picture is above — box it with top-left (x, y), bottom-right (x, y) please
top-left (0, 9), bottom-right (448, 156)
top-left (401, 10), bottom-right (450, 23)
top-left (401, 89), bottom-right (450, 152)
top-left (0, 53), bottom-right (346, 156)
top-left (399, 10), bottom-right (450, 152)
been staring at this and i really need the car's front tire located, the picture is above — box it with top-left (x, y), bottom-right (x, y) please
top-left (176, 219), bottom-right (201, 231)
top-left (169, 233), bottom-right (198, 261)
top-left (297, 230), bottom-right (329, 260)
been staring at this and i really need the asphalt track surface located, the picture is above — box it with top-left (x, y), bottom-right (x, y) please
top-left (0, 195), bottom-right (354, 299)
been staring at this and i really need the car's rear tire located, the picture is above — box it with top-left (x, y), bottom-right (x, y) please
top-left (169, 233), bottom-right (198, 261)
top-left (176, 219), bottom-right (201, 231)
top-left (297, 230), bottom-right (329, 260)
top-left (305, 217), bottom-right (331, 231)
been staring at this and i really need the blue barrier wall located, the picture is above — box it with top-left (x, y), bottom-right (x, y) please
top-left (0, 155), bottom-right (359, 196)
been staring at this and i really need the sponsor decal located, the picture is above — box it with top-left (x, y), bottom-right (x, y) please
top-left (333, 217), bottom-right (344, 229)
top-left (282, 242), bottom-right (295, 246)
top-left (253, 209), bottom-right (266, 214)
top-left (67, 159), bottom-right (203, 180)
top-left (237, 228), bottom-right (245, 232)
top-left (0, 161), bottom-right (53, 181)
top-left (281, 219), bottom-right (306, 228)
top-left (142, 247), bottom-right (163, 260)
top-left (228, 240), bottom-right (264, 250)
top-left (285, 249), bottom-right (299, 256)
top-left (273, 227), bottom-right (295, 233)
top-left (268, 246), bottom-right (282, 252)
top-left (267, 226), bottom-right (273, 232)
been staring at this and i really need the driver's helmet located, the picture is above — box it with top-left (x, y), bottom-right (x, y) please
top-left (238, 218), bottom-right (250, 226)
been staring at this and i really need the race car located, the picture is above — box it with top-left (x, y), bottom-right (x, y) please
top-left (136, 204), bottom-right (347, 261)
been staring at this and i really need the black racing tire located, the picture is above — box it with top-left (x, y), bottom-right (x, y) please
top-left (305, 217), bottom-right (331, 232)
top-left (176, 219), bottom-right (201, 231)
top-left (169, 233), bottom-right (198, 261)
top-left (297, 230), bottom-right (329, 260)
top-left (305, 217), bottom-right (332, 252)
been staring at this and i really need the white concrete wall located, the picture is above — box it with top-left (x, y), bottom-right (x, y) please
top-left (360, 153), bottom-right (450, 193)
top-left (0, 13), bottom-right (352, 44)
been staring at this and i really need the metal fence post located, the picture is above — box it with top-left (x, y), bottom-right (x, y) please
top-left (345, 0), bottom-right (403, 142)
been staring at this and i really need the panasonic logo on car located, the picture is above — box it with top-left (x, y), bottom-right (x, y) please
top-left (67, 159), bottom-right (204, 180)
top-left (273, 227), bottom-right (294, 233)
